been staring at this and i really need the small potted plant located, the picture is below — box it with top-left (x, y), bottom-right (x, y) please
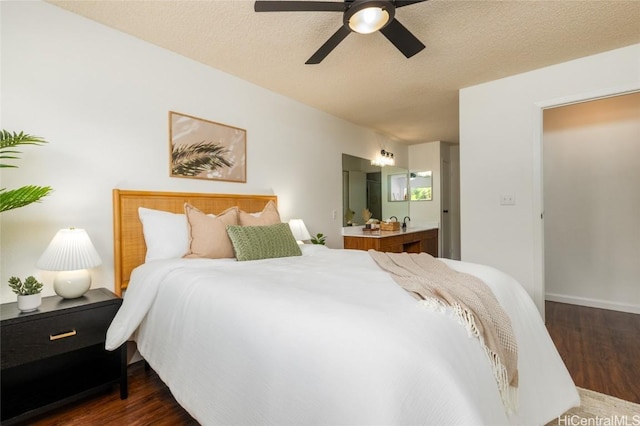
top-left (8, 276), bottom-right (44, 312)
top-left (345, 208), bottom-right (355, 226)
top-left (310, 233), bottom-right (326, 245)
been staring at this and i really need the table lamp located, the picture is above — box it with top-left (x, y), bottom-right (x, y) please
top-left (36, 228), bottom-right (102, 299)
top-left (288, 219), bottom-right (311, 244)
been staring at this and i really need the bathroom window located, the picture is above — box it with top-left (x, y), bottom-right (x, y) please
top-left (410, 171), bottom-right (432, 201)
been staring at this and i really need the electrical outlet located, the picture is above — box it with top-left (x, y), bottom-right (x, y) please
top-left (332, 209), bottom-right (337, 220)
top-left (500, 194), bottom-right (515, 206)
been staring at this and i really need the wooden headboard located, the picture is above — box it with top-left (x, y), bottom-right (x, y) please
top-left (112, 189), bottom-right (278, 296)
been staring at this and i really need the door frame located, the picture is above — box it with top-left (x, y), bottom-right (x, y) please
top-left (441, 158), bottom-right (451, 258)
top-left (532, 82), bottom-right (640, 318)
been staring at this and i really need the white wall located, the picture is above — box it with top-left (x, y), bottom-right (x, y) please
top-left (543, 93), bottom-right (640, 313)
top-left (459, 43), bottom-right (640, 315)
top-left (0, 1), bottom-right (404, 302)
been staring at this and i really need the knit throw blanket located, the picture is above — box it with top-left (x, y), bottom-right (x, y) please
top-left (369, 250), bottom-right (519, 412)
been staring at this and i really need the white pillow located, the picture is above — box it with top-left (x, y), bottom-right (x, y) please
top-left (138, 207), bottom-right (189, 262)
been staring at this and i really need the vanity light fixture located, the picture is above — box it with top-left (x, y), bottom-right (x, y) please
top-left (345, 1), bottom-right (395, 34)
top-left (371, 149), bottom-right (395, 167)
top-left (36, 228), bottom-right (102, 299)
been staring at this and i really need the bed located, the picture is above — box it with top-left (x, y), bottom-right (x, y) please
top-left (106, 189), bottom-right (579, 425)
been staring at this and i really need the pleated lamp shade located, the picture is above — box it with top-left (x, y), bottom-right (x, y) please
top-left (288, 219), bottom-right (311, 243)
top-left (37, 228), bottom-right (102, 299)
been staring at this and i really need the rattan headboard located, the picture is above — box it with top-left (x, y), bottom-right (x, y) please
top-left (112, 189), bottom-right (278, 296)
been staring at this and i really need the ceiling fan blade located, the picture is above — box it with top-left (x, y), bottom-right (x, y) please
top-left (379, 19), bottom-right (425, 58)
top-left (394, 0), bottom-right (428, 8)
top-left (306, 25), bottom-right (351, 64)
top-left (254, 1), bottom-right (347, 12)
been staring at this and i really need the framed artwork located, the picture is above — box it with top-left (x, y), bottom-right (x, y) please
top-left (169, 111), bottom-right (246, 183)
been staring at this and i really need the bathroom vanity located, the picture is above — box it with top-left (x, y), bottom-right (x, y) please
top-left (343, 226), bottom-right (438, 257)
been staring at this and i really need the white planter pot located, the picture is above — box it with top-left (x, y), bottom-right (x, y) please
top-left (17, 293), bottom-right (42, 312)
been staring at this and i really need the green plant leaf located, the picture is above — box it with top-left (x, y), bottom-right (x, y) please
top-left (0, 185), bottom-right (53, 213)
top-left (8, 276), bottom-right (23, 295)
top-left (7, 275), bottom-right (43, 295)
top-left (0, 130), bottom-right (53, 213)
top-left (23, 276), bottom-right (44, 294)
top-left (310, 233), bottom-right (326, 245)
top-left (0, 130), bottom-right (47, 168)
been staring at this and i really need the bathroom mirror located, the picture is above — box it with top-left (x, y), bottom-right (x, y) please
top-left (388, 173), bottom-right (408, 202)
top-left (342, 154), bottom-right (409, 226)
top-left (409, 171), bottom-right (433, 201)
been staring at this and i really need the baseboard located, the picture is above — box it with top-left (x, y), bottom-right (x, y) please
top-left (545, 293), bottom-right (640, 314)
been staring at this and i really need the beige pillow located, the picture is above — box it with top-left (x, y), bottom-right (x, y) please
top-left (184, 203), bottom-right (238, 259)
top-left (238, 200), bottom-right (281, 226)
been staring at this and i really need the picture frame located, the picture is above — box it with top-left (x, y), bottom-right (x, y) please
top-left (169, 111), bottom-right (246, 183)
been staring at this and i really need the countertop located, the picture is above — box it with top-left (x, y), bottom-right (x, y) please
top-left (342, 224), bottom-right (439, 239)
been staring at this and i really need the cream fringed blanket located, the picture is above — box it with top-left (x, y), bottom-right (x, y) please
top-left (369, 250), bottom-right (519, 411)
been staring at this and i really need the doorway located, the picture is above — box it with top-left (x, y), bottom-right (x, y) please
top-left (366, 172), bottom-right (382, 222)
top-left (533, 84), bottom-right (640, 317)
top-left (542, 92), bottom-right (640, 313)
top-left (441, 144), bottom-right (461, 260)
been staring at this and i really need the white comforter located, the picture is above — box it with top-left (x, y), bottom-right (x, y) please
top-left (106, 245), bottom-right (578, 425)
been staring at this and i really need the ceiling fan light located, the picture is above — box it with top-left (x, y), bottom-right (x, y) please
top-left (349, 7), bottom-right (389, 34)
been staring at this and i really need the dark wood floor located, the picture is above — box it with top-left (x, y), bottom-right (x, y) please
top-left (545, 300), bottom-right (640, 404)
top-left (15, 301), bottom-right (640, 425)
top-left (20, 360), bottom-right (198, 426)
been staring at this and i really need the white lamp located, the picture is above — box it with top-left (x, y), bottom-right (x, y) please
top-left (36, 228), bottom-right (102, 299)
top-left (288, 219), bottom-right (311, 244)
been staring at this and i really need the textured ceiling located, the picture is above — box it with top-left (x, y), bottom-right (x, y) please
top-left (48, 0), bottom-right (640, 144)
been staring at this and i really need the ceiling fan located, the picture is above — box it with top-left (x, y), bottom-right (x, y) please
top-left (254, 0), bottom-right (428, 64)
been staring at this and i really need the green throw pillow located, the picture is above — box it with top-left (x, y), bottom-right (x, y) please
top-left (226, 223), bottom-right (302, 261)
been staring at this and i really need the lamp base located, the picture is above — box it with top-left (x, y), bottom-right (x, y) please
top-left (54, 270), bottom-right (91, 299)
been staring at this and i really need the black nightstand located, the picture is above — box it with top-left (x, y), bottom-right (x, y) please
top-left (1, 288), bottom-right (127, 425)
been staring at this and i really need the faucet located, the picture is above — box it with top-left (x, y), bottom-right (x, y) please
top-left (389, 216), bottom-right (398, 222)
top-left (402, 216), bottom-right (410, 230)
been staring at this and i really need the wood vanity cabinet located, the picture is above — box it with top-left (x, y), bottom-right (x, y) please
top-left (343, 229), bottom-right (438, 257)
